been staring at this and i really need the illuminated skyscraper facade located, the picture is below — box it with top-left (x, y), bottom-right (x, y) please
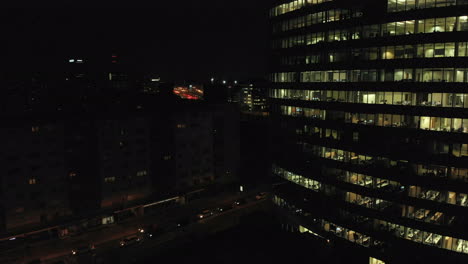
top-left (269, 0), bottom-right (468, 263)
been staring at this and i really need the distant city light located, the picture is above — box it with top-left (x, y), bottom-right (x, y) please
top-left (173, 85), bottom-right (204, 100)
top-left (151, 78), bottom-right (161, 82)
top-left (77, 59), bottom-right (83, 63)
top-left (222, 80), bottom-right (226, 84)
top-left (234, 80), bottom-right (238, 84)
top-left (211, 78), bottom-right (215, 82)
top-left (68, 59), bottom-right (75, 63)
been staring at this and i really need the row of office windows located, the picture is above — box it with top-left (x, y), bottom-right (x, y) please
top-left (329, 166), bottom-right (468, 211)
top-left (298, 144), bottom-right (468, 208)
top-left (414, 164), bottom-right (468, 181)
top-left (293, 123), bottom-right (468, 159)
top-left (279, 105), bottom-right (468, 133)
top-left (270, 0), bottom-right (332, 17)
top-left (273, 166), bottom-right (456, 228)
top-left (376, 218), bottom-right (468, 253)
top-left (272, 68), bottom-right (468, 83)
top-left (290, 123), bottom-right (468, 169)
top-left (387, 0), bottom-right (468, 12)
top-left (408, 186), bottom-right (468, 207)
top-left (321, 221), bottom-right (375, 248)
top-left (272, 9), bottom-right (363, 33)
top-left (274, 195), bottom-right (383, 248)
top-left (271, 89), bottom-right (468, 108)
top-left (346, 112), bottom-right (468, 132)
top-left (273, 16), bottom-right (468, 49)
top-left (330, 169), bottom-right (456, 226)
top-left (269, 0), bottom-right (468, 17)
top-left (305, 143), bottom-right (468, 181)
top-left (325, 167), bottom-right (402, 193)
top-left (274, 166), bottom-right (390, 211)
top-left (275, 194), bottom-right (468, 254)
top-left (279, 42), bottom-right (468, 65)
top-left (294, 125), bottom-right (342, 141)
top-left (383, 17), bottom-right (460, 35)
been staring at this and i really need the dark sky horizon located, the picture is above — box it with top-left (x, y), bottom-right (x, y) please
top-left (1, 2), bottom-right (271, 82)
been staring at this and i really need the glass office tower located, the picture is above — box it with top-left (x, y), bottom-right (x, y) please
top-left (269, 0), bottom-right (468, 263)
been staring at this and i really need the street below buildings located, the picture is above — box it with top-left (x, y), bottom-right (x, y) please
top-left (1, 187), bottom-right (270, 264)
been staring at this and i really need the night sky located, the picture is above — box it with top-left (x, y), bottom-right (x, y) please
top-left (1, 1), bottom-right (271, 82)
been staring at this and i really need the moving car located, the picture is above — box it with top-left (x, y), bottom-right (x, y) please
top-left (176, 217), bottom-right (191, 228)
top-left (119, 235), bottom-right (141, 247)
top-left (137, 227), bottom-right (155, 239)
top-left (232, 198), bottom-right (247, 207)
top-left (139, 224), bottom-right (161, 239)
top-left (255, 192), bottom-right (268, 200)
top-left (71, 244), bottom-right (95, 256)
top-left (216, 204), bottom-right (232, 213)
top-left (197, 209), bottom-right (214, 219)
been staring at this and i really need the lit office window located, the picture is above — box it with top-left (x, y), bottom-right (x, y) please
top-left (104, 177), bottom-right (116, 183)
top-left (370, 257), bottom-right (385, 264)
top-left (136, 170), bottom-right (148, 177)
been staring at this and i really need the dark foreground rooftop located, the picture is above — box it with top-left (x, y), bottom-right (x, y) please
top-left (133, 211), bottom-right (334, 264)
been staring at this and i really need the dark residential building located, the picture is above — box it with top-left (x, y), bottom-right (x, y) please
top-left (212, 103), bottom-right (240, 186)
top-left (0, 73), bottom-right (58, 114)
top-left (239, 113), bottom-right (271, 189)
top-left (0, 119), bottom-right (71, 233)
top-left (67, 114), bottom-right (152, 214)
top-left (0, 111), bottom-right (153, 235)
top-left (0, 99), bottom-right (239, 237)
top-left (0, 56), bottom-right (241, 241)
top-left (269, 0), bottom-right (468, 263)
top-left (150, 101), bottom-right (240, 195)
